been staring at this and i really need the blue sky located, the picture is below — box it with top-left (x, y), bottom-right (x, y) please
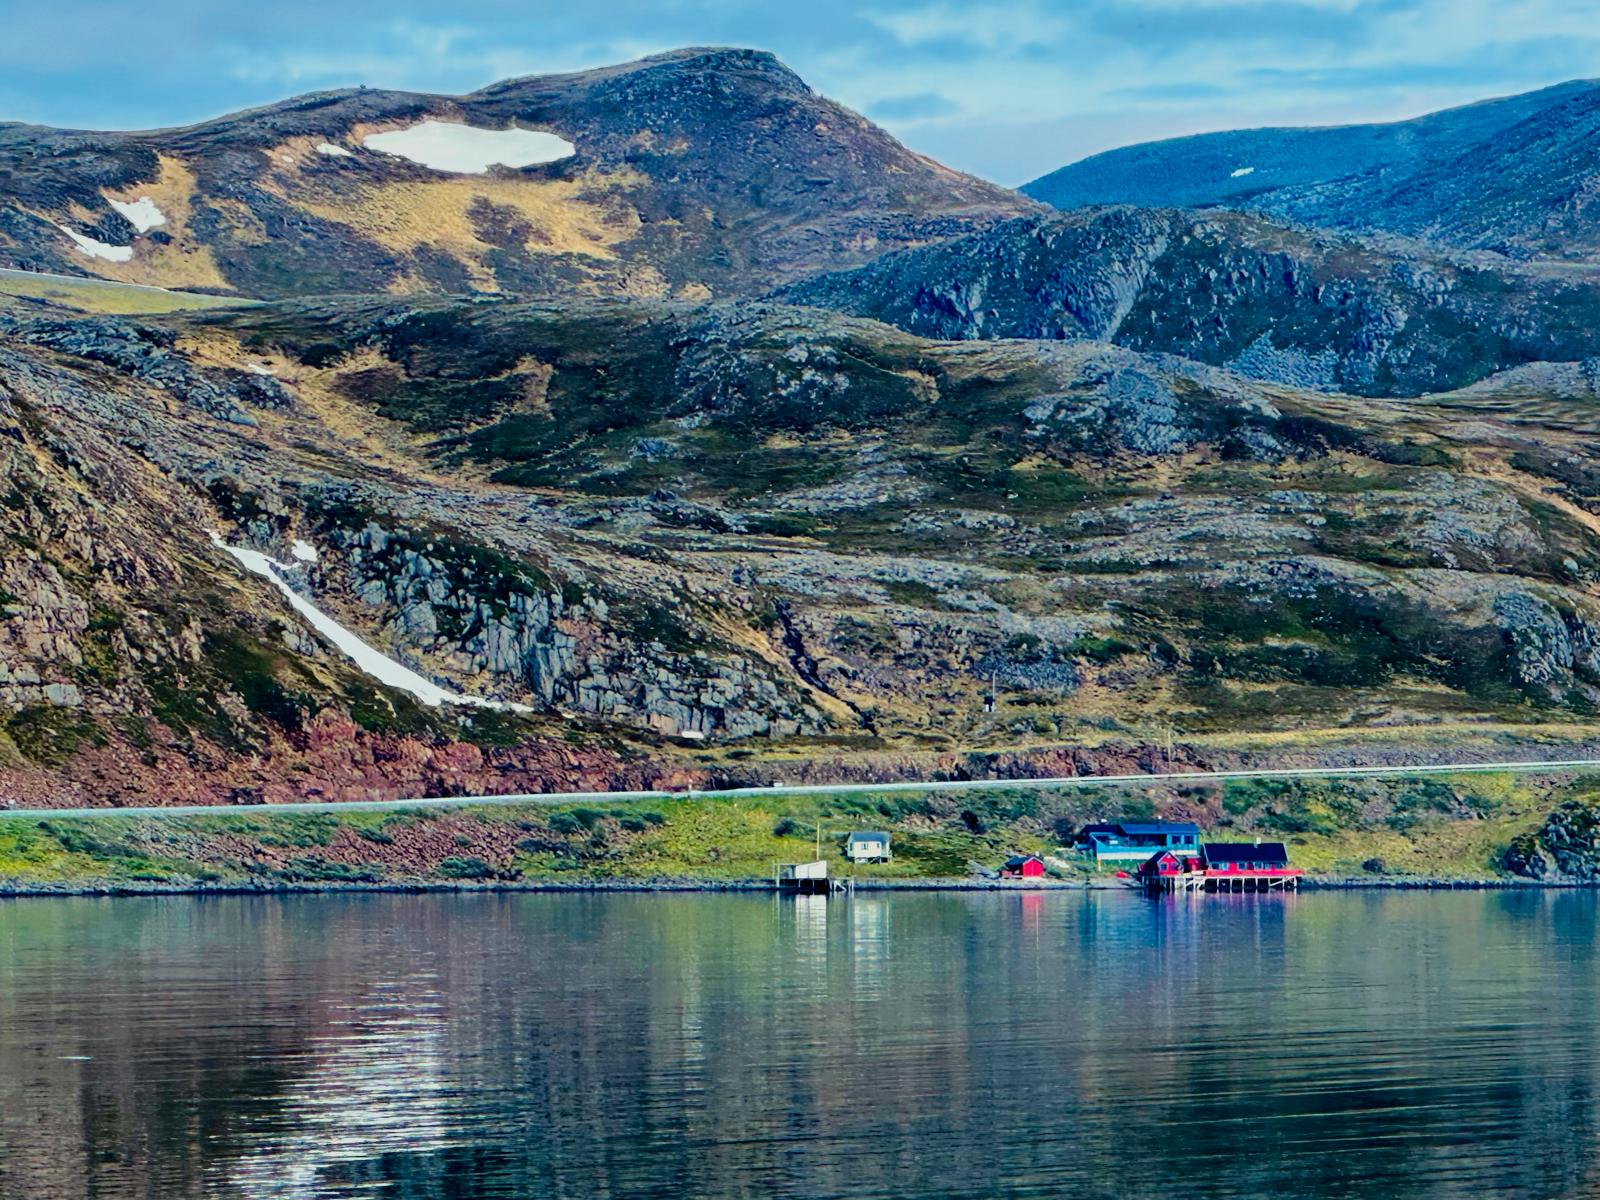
top-left (2, 0), bottom-right (1596, 185)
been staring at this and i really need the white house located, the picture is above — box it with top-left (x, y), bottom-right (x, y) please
top-left (845, 831), bottom-right (892, 863)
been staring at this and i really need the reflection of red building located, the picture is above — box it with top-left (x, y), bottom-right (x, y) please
top-left (1018, 889), bottom-right (1044, 931)
top-left (1001, 854), bottom-right (1046, 879)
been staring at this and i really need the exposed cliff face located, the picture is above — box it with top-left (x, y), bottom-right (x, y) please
top-left (777, 209), bottom-right (1600, 397)
top-left (8, 290), bottom-right (1600, 805)
top-left (0, 48), bottom-right (1034, 301)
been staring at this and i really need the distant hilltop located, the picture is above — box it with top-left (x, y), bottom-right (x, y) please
top-left (1023, 79), bottom-right (1600, 261)
top-left (0, 47), bottom-right (1033, 301)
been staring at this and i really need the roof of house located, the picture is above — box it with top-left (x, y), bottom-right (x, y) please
top-left (1202, 842), bottom-right (1290, 866)
top-left (1118, 821), bottom-right (1200, 836)
top-left (1003, 855), bottom-right (1043, 868)
top-left (1082, 821), bottom-right (1199, 840)
top-left (847, 831), bottom-right (891, 843)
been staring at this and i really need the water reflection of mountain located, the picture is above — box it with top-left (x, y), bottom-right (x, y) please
top-left (3, 892), bottom-right (1600, 1198)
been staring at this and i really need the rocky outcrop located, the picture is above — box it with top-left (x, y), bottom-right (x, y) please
top-left (1505, 801), bottom-right (1600, 881)
top-left (1493, 592), bottom-right (1600, 694)
top-left (778, 209), bottom-right (1600, 397)
top-left (0, 312), bottom-right (261, 424)
top-left (308, 520), bottom-right (830, 739)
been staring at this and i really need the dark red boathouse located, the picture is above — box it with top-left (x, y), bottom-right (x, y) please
top-left (1001, 854), bottom-right (1046, 879)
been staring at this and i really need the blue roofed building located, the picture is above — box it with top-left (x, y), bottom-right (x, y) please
top-left (1075, 821), bottom-right (1200, 864)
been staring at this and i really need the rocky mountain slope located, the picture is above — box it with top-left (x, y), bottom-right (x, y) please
top-left (8, 289), bottom-right (1600, 805)
top-left (11, 53), bottom-right (1600, 814)
top-left (0, 48), bottom-right (1033, 301)
top-left (779, 208), bottom-right (1600, 396)
top-left (1022, 80), bottom-right (1600, 261)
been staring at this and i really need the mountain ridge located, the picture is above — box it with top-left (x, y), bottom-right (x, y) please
top-left (1022, 79), bottom-right (1600, 260)
top-left (0, 47), bottom-right (1036, 301)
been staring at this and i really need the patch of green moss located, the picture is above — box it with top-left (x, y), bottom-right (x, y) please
top-left (196, 812), bottom-right (341, 849)
top-left (437, 856), bottom-right (500, 880)
top-left (4, 707), bottom-right (102, 766)
top-left (275, 857), bottom-right (384, 883)
top-left (1067, 634), bottom-right (1137, 664)
top-left (616, 599), bottom-right (703, 652)
top-left (882, 580), bottom-right (945, 609)
top-left (1134, 578), bottom-right (1519, 704)
top-left (346, 683), bottom-right (441, 738)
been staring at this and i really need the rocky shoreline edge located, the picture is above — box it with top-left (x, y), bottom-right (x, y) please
top-left (0, 875), bottom-right (1587, 900)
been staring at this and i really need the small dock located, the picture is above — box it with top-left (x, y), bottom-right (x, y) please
top-left (773, 860), bottom-right (850, 895)
top-left (1147, 870), bottom-right (1301, 894)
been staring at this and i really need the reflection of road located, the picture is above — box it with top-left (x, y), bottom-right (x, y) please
top-left (10, 756), bottom-right (1600, 820)
top-left (219, 973), bottom-right (455, 1198)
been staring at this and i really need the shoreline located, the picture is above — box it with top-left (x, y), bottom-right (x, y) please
top-left (0, 875), bottom-right (1585, 900)
top-left (0, 775), bottom-right (1578, 898)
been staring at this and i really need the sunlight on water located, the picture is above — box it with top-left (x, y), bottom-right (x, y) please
top-left (220, 974), bottom-right (455, 1197)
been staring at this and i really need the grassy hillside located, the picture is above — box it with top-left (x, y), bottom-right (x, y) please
top-left (2, 771), bottom-right (1595, 892)
top-left (0, 269), bottom-right (250, 314)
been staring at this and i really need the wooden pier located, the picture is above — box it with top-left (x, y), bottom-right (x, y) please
top-left (1146, 870), bottom-right (1300, 894)
top-left (773, 860), bottom-right (851, 894)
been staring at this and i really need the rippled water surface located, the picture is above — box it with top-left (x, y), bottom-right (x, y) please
top-left (2, 889), bottom-right (1599, 1198)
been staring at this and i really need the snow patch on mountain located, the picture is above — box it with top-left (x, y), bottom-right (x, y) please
top-left (210, 533), bottom-right (533, 713)
top-left (316, 143), bottom-right (354, 158)
top-left (1230, 166), bottom-right (1256, 178)
top-left (56, 225), bottom-right (133, 262)
top-left (108, 197), bottom-right (166, 233)
top-left (362, 120), bottom-right (575, 174)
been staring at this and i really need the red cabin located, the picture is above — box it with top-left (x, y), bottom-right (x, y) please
top-left (1000, 854), bottom-right (1046, 879)
top-left (1138, 841), bottom-right (1302, 892)
top-left (1200, 842), bottom-right (1299, 877)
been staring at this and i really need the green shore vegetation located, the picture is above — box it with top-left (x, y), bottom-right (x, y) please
top-left (1, 770), bottom-right (1596, 892)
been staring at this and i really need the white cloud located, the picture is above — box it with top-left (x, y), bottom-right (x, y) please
top-left (864, 3), bottom-right (1073, 50)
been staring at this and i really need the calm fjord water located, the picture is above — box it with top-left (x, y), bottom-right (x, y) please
top-left (1, 890), bottom-right (1597, 1199)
